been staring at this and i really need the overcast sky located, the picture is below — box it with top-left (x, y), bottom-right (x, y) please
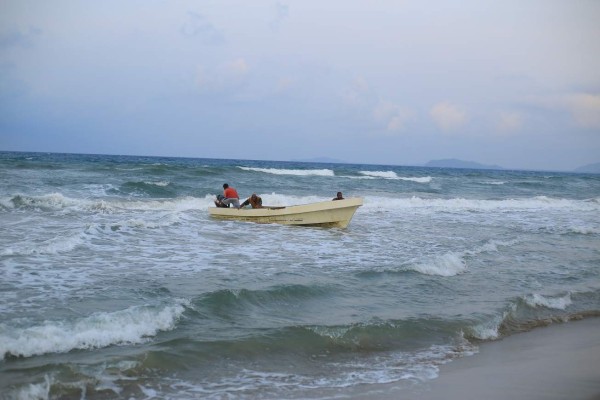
top-left (1, 1), bottom-right (599, 170)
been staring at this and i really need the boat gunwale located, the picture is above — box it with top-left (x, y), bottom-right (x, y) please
top-left (208, 197), bottom-right (363, 217)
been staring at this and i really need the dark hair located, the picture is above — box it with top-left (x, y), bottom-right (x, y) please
top-left (223, 183), bottom-right (229, 189)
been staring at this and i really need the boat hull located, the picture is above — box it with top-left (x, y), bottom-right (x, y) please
top-left (208, 197), bottom-right (363, 228)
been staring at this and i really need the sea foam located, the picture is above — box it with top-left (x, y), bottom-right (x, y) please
top-left (0, 301), bottom-right (188, 359)
top-left (566, 225), bottom-right (600, 235)
top-left (9, 376), bottom-right (51, 400)
top-left (524, 293), bottom-right (572, 310)
top-left (405, 239), bottom-right (515, 277)
top-left (359, 171), bottom-right (432, 183)
top-left (1, 232), bottom-right (86, 256)
top-left (408, 252), bottom-right (467, 277)
top-left (4, 193), bottom-right (210, 213)
top-left (361, 196), bottom-right (600, 212)
top-left (3, 193), bottom-right (78, 211)
top-left (238, 167), bottom-right (335, 176)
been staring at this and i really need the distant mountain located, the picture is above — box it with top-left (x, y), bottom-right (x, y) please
top-left (574, 162), bottom-right (600, 173)
top-left (425, 159), bottom-right (503, 170)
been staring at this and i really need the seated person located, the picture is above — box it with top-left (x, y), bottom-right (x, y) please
top-left (240, 193), bottom-right (263, 208)
top-left (332, 191), bottom-right (344, 201)
top-left (214, 194), bottom-right (229, 208)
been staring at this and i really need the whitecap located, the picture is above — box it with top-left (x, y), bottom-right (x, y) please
top-left (566, 226), bottom-right (599, 235)
top-left (361, 196), bottom-right (600, 212)
top-left (144, 181), bottom-right (170, 187)
top-left (6, 193), bottom-right (79, 211)
top-left (400, 176), bottom-right (432, 183)
top-left (9, 375), bottom-right (51, 400)
top-left (238, 167), bottom-right (334, 176)
top-left (0, 300), bottom-right (188, 358)
top-left (402, 239), bottom-right (515, 278)
top-left (1, 232), bottom-right (85, 256)
top-left (408, 252), bottom-right (467, 277)
top-left (524, 293), bottom-right (572, 310)
top-left (466, 239), bottom-right (519, 256)
top-left (480, 181), bottom-right (506, 185)
top-left (470, 313), bottom-right (506, 340)
top-left (359, 171), bottom-right (432, 183)
top-left (308, 325), bottom-right (351, 339)
top-left (360, 170), bottom-right (399, 179)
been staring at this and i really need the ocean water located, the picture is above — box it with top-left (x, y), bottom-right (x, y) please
top-left (1, 151), bottom-right (599, 399)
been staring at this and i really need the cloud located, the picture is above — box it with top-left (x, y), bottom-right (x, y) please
top-left (342, 76), bottom-right (370, 108)
top-left (527, 93), bottom-right (600, 130)
top-left (195, 58), bottom-right (250, 93)
top-left (341, 78), bottom-right (413, 134)
top-left (0, 26), bottom-right (42, 49)
top-left (565, 93), bottom-right (600, 129)
top-left (275, 77), bottom-right (294, 93)
top-left (372, 100), bottom-right (414, 134)
top-left (269, 2), bottom-right (289, 31)
top-left (352, 76), bottom-right (369, 93)
top-left (430, 102), bottom-right (467, 132)
top-left (195, 65), bottom-right (208, 88)
top-left (181, 12), bottom-right (224, 45)
top-left (497, 111), bottom-right (523, 134)
top-left (227, 58), bottom-right (249, 77)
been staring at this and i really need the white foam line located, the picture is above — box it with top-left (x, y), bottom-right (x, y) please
top-left (238, 167), bottom-right (334, 176)
top-left (0, 301), bottom-right (188, 358)
top-left (524, 293), bottom-right (572, 310)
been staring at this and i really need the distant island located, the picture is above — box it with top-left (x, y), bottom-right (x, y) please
top-left (424, 159), bottom-right (503, 170)
top-left (574, 162), bottom-right (600, 174)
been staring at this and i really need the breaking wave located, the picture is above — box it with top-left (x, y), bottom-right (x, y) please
top-left (408, 252), bottom-right (467, 277)
top-left (405, 239), bottom-right (517, 277)
top-left (238, 167), bottom-right (335, 176)
top-left (524, 293), bottom-right (572, 310)
top-left (1, 232), bottom-right (86, 256)
top-left (1, 193), bottom-right (210, 213)
top-left (363, 196), bottom-right (600, 212)
top-left (0, 300), bottom-right (188, 359)
top-left (468, 290), bottom-right (600, 340)
top-left (359, 171), bottom-right (432, 183)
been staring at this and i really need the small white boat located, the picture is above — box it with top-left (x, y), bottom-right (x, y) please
top-left (208, 197), bottom-right (363, 228)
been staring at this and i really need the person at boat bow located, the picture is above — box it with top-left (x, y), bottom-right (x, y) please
top-left (332, 192), bottom-right (344, 201)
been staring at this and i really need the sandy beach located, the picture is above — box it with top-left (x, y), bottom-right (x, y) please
top-left (394, 317), bottom-right (600, 400)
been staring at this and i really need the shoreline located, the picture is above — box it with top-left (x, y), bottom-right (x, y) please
top-left (391, 317), bottom-right (600, 400)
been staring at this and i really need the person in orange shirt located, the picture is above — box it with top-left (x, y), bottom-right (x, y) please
top-left (220, 183), bottom-right (240, 208)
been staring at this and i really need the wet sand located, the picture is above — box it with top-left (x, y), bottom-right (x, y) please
top-left (291, 318), bottom-right (600, 400)
top-left (398, 317), bottom-right (600, 400)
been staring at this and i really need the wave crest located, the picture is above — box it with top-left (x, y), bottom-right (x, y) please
top-left (523, 293), bottom-right (572, 310)
top-left (359, 171), bottom-right (432, 183)
top-left (467, 289), bottom-right (600, 341)
top-left (1, 232), bottom-right (85, 256)
top-left (363, 196), bottom-right (600, 212)
top-left (408, 252), bottom-right (467, 277)
top-left (2, 193), bottom-right (76, 211)
top-left (238, 167), bottom-right (334, 176)
top-left (2, 193), bottom-right (209, 213)
top-left (1, 300), bottom-right (188, 359)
